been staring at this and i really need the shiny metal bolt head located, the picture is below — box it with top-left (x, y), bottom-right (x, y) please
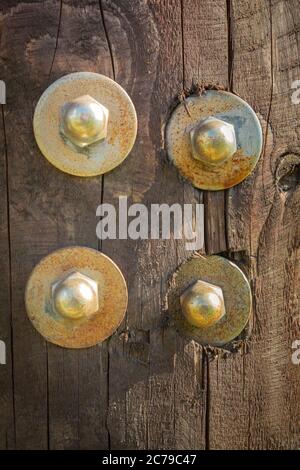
top-left (180, 280), bottom-right (225, 329)
top-left (60, 95), bottom-right (109, 148)
top-left (190, 117), bottom-right (237, 165)
top-left (52, 270), bottom-right (99, 320)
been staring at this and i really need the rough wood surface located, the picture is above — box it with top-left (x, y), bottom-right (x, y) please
top-left (0, 0), bottom-right (299, 450)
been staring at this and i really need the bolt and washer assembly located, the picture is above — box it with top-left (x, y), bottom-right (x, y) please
top-left (25, 247), bottom-right (128, 348)
top-left (33, 72), bottom-right (137, 177)
top-left (166, 90), bottom-right (263, 190)
top-left (167, 254), bottom-right (252, 347)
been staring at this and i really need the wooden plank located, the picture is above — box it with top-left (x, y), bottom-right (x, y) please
top-left (0, 0), bottom-right (111, 449)
top-left (0, 1), bottom-right (52, 449)
top-left (101, 0), bottom-right (205, 450)
top-left (180, 0), bottom-right (229, 449)
top-left (208, 0), bottom-right (300, 449)
top-left (0, 103), bottom-right (15, 448)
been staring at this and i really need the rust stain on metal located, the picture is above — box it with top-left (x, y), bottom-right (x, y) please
top-left (33, 72), bottom-right (137, 177)
top-left (166, 254), bottom-right (252, 347)
top-left (166, 90), bottom-right (263, 190)
top-left (25, 247), bottom-right (128, 348)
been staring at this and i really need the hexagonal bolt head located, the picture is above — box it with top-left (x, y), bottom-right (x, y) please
top-left (60, 95), bottom-right (109, 148)
top-left (190, 117), bottom-right (237, 165)
top-left (180, 280), bottom-right (226, 329)
top-left (52, 271), bottom-right (99, 320)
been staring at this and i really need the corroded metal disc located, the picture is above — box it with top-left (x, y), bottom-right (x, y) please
top-left (33, 72), bottom-right (137, 177)
top-left (166, 90), bottom-right (263, 190)
top-left (25, 247), bottom-right (128, 348)
top-left (167, 254), bottom-right (252, 347)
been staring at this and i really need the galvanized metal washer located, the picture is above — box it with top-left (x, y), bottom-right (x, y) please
top-left (25, 247), bottom-right (128, 348)
top-left (167, 254), bottom-right (252, 347)
top-left (166, 90), bottom-right (263, 190)
top-left (33, 72), bottom-right (137, 177)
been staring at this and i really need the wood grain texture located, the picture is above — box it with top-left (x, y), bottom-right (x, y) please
top-left (0, 0), bottom-right (299, 450)
top-left (208, 0), bottom-right (300, 450)
top-left (182, 0), bottom-right (228, 255)
top-left (0, 104), bottom-right (15, 449)
top-left (101, 0), bottom-right (206, 450)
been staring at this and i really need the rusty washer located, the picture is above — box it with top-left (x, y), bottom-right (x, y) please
top-left (33, 72), bottom-right (137, 177)
top-left (167, 254), bottom-right (252, 347)
top-left (166, 90), bottom-right (263, 190)
top-left (25, 247), bottom-right (128, 348)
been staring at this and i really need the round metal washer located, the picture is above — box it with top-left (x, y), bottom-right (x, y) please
top-left (167, 254), bottom-right (252, 347)
top-left (33, 72), bottom-right (137, 177)
top-left (166, 90), bottom-right (263, 190)
top-left (25, 247), bottom-right (128, 348)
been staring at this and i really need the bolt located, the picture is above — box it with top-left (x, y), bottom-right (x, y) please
top-left (52, 271), bottom-right (99, 320)
top-left (180, 280), bottom-right (225, 329)
top-left (60, 95), bottom-right (109, 148)
top-left (190, 117), bottom-right (237, 165)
